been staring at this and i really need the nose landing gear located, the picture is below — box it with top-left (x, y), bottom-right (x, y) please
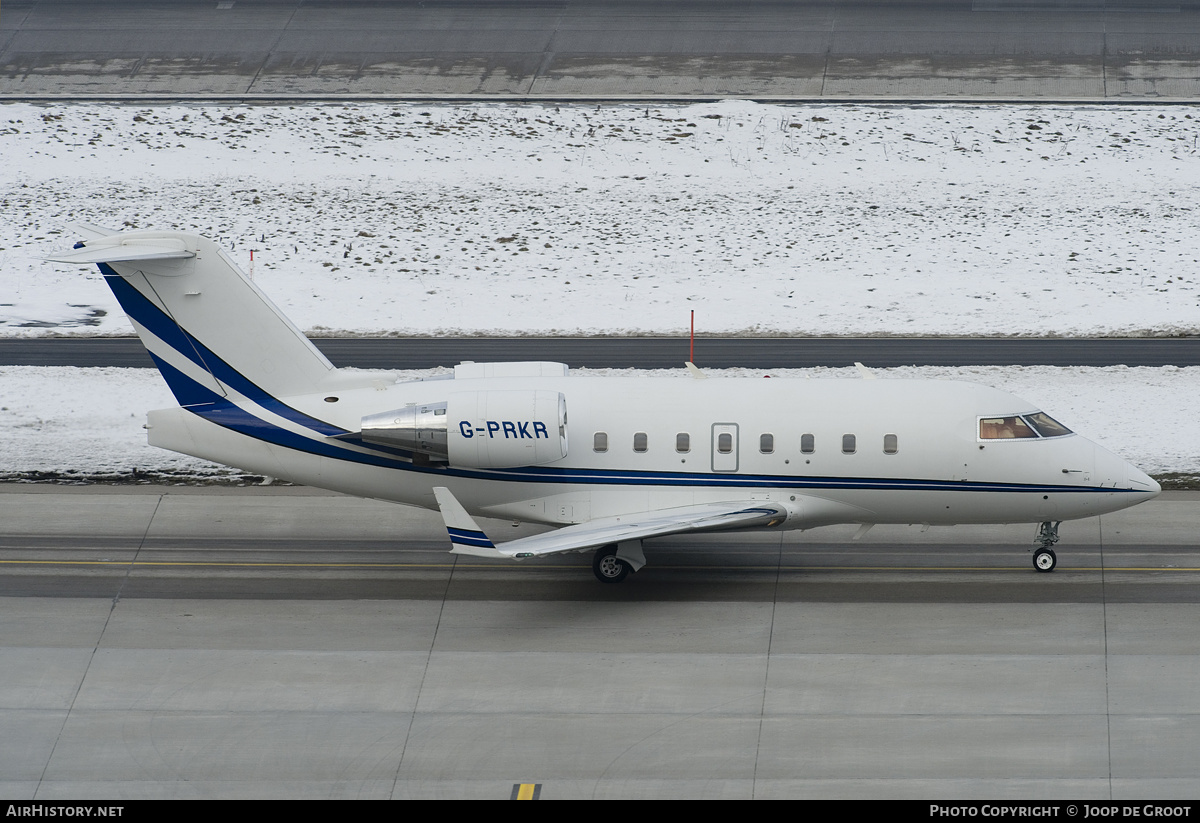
top-left (1033, 547), bottom-right (1057, 572)
top-left (1032, 521), bottom-right (1061, 573)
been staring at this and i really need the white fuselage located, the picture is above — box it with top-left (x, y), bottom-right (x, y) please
top-left (51, 229), bottom-right (1156, 539)
top-left (146, 369), bottom-right (1159, 531)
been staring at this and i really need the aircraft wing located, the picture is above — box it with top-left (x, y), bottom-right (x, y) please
top-left (432, 486), bottom-right (787, 559)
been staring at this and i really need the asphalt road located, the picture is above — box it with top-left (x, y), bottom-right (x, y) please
top-left (5, 517), bottom-right (1200, 601)
top-left (3, 485), bottom-right (1199, 798)
top-left (9, 0), bottom-right (1200, 100)
top-left (2, 485), bottom-right (1197, 602)
top-left (3, 335), bottom-right (1199, 369)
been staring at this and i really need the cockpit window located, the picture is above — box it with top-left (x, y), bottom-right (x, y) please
top-left (979, 413), bottom-right (1074, 440)
top-left (979, 416), bottom-right (1038, 439)
top-left (1024, 412), bottom-right (1072, 438)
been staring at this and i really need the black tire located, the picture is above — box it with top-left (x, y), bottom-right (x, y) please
top-left (592, 545), bottom-right (631, 583)
top-left (1033, 548), bottom-right (1057, 573)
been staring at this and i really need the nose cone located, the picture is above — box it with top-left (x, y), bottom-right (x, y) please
top-left (1132, 465), bottom-right (1162, 497)
top-left (1095, 445), bottom-right (1161, 497)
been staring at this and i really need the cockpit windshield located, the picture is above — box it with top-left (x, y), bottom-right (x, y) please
top-left (979, 416), bottom-right (1038, 439)
top-left (1024, 412), bottom-right (1072, 438)
top-left (979, 412), bottom-right (1073, 440)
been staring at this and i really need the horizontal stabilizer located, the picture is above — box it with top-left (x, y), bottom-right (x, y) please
top-left (46, 237), bottom-right (195, 265)
top-left (69, 222), bottom-right (120, 240)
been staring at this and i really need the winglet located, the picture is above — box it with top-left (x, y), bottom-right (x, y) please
top-left (432, 486), bottom-right (506, 558)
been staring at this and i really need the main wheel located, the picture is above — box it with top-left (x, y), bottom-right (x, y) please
top-left (1033, 548), bottom-right (1057, 573)
top-left (592, 545), bottom-right (631, 583)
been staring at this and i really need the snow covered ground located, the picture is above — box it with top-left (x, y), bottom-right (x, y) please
top-left (5, 100), bottom-right (1200, 338)
top-left (0, 364), bottom-right (1193, 481)
top-left (2, 100), bottom-right (1197, 480)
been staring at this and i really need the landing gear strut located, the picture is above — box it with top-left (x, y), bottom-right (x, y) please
top-left (1032, 521), bottom-right (1061, 573)
top-left (593, 544), bottom-right (631, 584)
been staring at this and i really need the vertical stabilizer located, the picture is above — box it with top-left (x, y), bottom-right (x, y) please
top-left (49, 230), bottom-right (336, 404)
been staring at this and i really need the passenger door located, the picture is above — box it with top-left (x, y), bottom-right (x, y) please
top-left (711, 423), bottom-right (739, 473)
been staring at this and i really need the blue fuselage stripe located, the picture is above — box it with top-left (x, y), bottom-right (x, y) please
top-left (181, 395), bottom-right (1131, 495)
top-left (99, 264), bottom-right (346, 436)
top-left (98, 266), bottom-right (1144, 498)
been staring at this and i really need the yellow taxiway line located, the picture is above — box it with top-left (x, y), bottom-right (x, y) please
top-left (2, 559), bottom-right (1200, 572)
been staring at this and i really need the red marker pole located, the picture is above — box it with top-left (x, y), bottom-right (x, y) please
top-left (690, 310), bottom-right (695, 363)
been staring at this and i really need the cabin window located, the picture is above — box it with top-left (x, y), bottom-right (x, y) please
top-left (800, 433), bottom-right (815, 454)
top-left (883, 434), bottom-right (898, 454)
top-left (593, 432), bottom-right (608, 453)
top-left (760, 433), bottom-right (774, 454)
top-left (717, 432), bottom-right (733, 453)
top-left (676, 432), bottom-right (690, 453)
top-left (1025, 412), bottom-right (1072, 438)
top-left (633, 432), bottom-right (648, 452)
top-left (842, 434), bottom-right (856, 454)
top-left (979, 416), bottom-right (1038, 440)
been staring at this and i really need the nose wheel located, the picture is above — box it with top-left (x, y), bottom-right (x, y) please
top-left (1031, 521), bottom-right (1061, 573)
top-left (1033, 548), bottom-right (1057, 572)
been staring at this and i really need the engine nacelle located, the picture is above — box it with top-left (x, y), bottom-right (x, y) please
top-left (359, 390), bottom-right (568, 469)
top-left (448, 390), bottom-right (567, 468)
top-left (360, 402), bottom-right (449, 458)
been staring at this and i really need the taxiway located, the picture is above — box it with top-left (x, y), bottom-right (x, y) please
top-left (2, 484), bottom-right (1199, 798)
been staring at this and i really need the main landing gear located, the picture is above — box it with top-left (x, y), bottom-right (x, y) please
top-left (593, 545), bottom-right (631, 583)
top-left (591, 541), bottom-right (646, 583)
top-left (1032, 521), bottom-right (1061, 573)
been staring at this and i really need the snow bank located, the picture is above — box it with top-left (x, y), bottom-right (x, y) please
top-left (5, 101), bottom-right (1200, 337)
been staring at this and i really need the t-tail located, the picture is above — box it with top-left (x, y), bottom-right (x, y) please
top-left (47, 228), bottom-right (343, 405)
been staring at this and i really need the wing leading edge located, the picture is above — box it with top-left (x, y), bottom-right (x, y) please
top-left (432, 486), bottom-right (787, 560)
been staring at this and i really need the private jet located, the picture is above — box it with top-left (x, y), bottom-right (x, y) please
top-left (48, 227), bottom-right (1161, 582)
